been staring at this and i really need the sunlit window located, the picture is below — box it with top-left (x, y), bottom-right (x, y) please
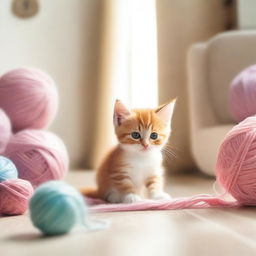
top-left (111, 0), bottom-right (158, 108)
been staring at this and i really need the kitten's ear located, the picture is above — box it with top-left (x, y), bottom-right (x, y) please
top-left (155, 99), bottom-right (176, 124)
top-left (114, 100), bottom-right (131, 126)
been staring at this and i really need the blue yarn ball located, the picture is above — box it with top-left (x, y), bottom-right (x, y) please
top-left (29, 181), bottom-right (88, 236)
top-left (0, 156), bottom-right (18, 182)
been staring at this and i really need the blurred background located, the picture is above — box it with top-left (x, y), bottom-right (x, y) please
top-left (1, 0), bottom-right (249, 173)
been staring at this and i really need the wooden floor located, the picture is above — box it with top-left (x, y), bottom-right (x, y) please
top-left (1, 170), bottom-right (256, 256)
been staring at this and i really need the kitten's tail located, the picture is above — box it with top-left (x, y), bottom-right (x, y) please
top-left (80, 187), bottom-right (100, 199)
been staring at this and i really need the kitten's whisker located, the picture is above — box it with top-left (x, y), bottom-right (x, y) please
top-left (164, 145), bottom-right (181, 156)
top-left (163, 149), bottom-right (176, 158)
top-left (162, 152), bottom-right (175, 163)
top-left (161, 148), bottom-right (177, 160)
top-left (162, 147), bottom-right (177, 155)
top-left (164, 144), bottom-right (182, 153)
top-left (162, 147), bottom-right (180, 160)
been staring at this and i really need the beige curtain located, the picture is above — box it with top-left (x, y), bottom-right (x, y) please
top-left (89, 0), bottom-right (116, 168)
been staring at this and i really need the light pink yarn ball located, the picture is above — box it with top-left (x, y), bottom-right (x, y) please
top-left (0, 109), bottom-right (11, 153)
top-left (229, 65), bottom-right (256, 123)
top-left (0, 179), bottom-right (34, 215)
top-left (0, 68), bottom-right (58, 132)
top-left (216, 116), bottom-right (256, 205)
top-left (4, 130), bottom-right (69, 188)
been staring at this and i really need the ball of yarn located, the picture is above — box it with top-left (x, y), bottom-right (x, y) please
top-left (0, 179), bottom-right (34, 215)
top-left (0, 156), bottom-right (18, 182)
top-left (0, 68), bottom-right (58, 132)
top-left (4, 129), bottom-right (69, 188)
top-left (216, 116), bottom-right (256, 205)
top-left (30, 181), bottom-right (87, 235)
top-left (229, 65), bottom-right (256, 123)
top-left (0, 109), bottom-right (12, 153)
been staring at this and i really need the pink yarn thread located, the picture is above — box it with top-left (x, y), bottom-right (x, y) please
top-left (229, 65), bottom-right (256, 123)
top-left (0, 109), bottom-right (11, 153)
top-left (84, 117), bottom-right (256, 213)
top-left (86, 196), bottom-right (239, 213)
top-left (4, 129), bottom-right (69, 188)
top-left (0, 68), bottom-right (58, 132)
top-left (0, 179), bottom-right (34, 215)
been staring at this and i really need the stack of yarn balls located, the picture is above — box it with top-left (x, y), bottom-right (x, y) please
top-left (0, 156), bottom-right (33, 215)
top-left (0, 68), bottom-right (69, 215)
top-left (217, 64), bottom-right (256, 205)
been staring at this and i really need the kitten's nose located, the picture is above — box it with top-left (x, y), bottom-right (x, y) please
top-left (141, 140), bottom-right (149, 149)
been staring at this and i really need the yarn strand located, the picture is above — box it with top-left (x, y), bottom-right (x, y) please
top-left (86, 195), bottom-right (241, 213)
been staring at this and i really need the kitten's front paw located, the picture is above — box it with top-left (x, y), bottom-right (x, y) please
top-left (105, 191), bottom-right (122, 203)
top-left (122, 193), bottom-right (142, 203)
top-left (150, 192), bottom-right (171, 200)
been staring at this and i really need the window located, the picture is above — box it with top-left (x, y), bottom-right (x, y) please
top-left (111, 0), bottom-right (158, 108)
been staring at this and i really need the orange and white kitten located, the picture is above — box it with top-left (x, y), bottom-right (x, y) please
top-left (82, 99), bottom-right (176, 203)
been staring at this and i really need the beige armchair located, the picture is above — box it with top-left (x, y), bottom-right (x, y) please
top-left (187, 31), bottom-right (256, 176)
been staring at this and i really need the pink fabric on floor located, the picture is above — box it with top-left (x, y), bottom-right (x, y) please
top-left (85, 195), bottom-right (240, 213)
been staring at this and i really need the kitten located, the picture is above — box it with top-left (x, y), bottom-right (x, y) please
top-left (81, 99), bottom-right (176, 203)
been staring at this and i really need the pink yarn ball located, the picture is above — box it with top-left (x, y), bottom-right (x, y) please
top-left (4, 130), bottom-right (69, 188)
top-left (0, 68), bottom-right (58, 132)
top-left (216, 116), bottom-right (256, 205)
top-left (229, 65), bottom-right (256, 123)
top-left (0, 109), bottom-right (11, 153)
top-left (0, 179), bottom-right (34, 215)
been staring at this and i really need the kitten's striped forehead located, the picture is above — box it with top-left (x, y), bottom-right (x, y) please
top-left (133, 109), bottom-right (161, 130)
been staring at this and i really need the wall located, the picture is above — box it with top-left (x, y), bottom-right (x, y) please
top-left (157, 0), bottom-right (233, 172)
top-left (0, 0), bottom-right (102, 168)
top-left (237, 0), bottom-right (256, 29)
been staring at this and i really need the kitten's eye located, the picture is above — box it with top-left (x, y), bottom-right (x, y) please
top-left (150, 132), bottom-right (158, 140)
top-left (131, 132), bottom-right (141, 140)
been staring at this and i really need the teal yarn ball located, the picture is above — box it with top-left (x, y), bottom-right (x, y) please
top-left (0, 156), bottom-right (18, 182)
top-left (29, 181), bottom-right (88, 236)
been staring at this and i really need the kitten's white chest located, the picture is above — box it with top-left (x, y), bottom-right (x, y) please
top-left (123, 150), bottom-right (163, 188)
